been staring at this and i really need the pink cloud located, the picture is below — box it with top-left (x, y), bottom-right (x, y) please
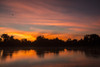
top-left (0, 0), bottom-right (100, 37)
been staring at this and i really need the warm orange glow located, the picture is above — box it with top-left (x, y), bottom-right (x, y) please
top-left (2, 50), bottom-right (38, 63)
top-left (0, 27), bottom-right (83, 41)
top-left (8, 32), bottom-right (36, 41)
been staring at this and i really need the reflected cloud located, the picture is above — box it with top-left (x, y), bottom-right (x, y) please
top-left (0, 47), bottom-right (100, 61)
top-left (0, 47), bottom-right (100, 67)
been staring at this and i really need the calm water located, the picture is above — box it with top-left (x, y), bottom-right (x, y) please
top-left (0, 47), bottom-right (100, 67)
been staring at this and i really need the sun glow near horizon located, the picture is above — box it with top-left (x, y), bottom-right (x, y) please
top-left (0, 29), bottom-right (83, 41)
top-left (0, 0), bottom-right (100, 41)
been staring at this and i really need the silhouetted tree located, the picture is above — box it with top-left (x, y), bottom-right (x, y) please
top-left (67, 38), bottom-right (71, 41)
top-left (1, 34), bottom-right (9, 42)
top-left (21, 39), bottom-right (27, 42)
top-left (10, 36), bottom-right (14, 40)
top-left (84, 34), bottom-right (99, 41)
top-left (83, 34), bottom-right (100, 46)
top-left (72, 39), bottom-right (77, 44)
top-left (37, 36), bottom-right (44, 41)
top-left (0, 38), bottom-right (2, 42)
top-left (21, 39), bottom-right (31, 46)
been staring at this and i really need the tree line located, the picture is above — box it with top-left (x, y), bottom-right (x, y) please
top-left (0, 34), bottom-right (100, 47)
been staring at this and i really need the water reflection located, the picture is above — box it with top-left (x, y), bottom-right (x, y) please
top-left (34, 47), bottom-right (64, 58)
top-left (66, 48), bottom-right (100, 58)
top-left (0, 47), bottom-right (100, 60)
top-left (0, 47), bottom-right (65, 60)
top-left (0, 47), bottom-right (100, 67)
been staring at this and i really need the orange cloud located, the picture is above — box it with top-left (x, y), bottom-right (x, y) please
top-left (0, 27), bottom-right (37, 41)
top-left (22, 22), bottom-right (91, 28)
top-left (0, 27), bottom-right (83, 41)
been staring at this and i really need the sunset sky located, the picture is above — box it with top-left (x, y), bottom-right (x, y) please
top-left (0, 0), bottom-right (100, 41)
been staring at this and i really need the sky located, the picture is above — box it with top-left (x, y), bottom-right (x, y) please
top-left (0, 0), bottom-right (100, 41)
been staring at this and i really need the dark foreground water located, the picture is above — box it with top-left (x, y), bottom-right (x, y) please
top-left (0, 47), bottom-right (100, 67)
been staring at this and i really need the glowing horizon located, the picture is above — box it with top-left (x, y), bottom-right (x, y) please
top-left (0, 27), bottom-right (84, 41)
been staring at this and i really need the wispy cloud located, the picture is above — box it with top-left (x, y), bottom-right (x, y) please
top-left (0, 0), bottom-right (100, 40)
